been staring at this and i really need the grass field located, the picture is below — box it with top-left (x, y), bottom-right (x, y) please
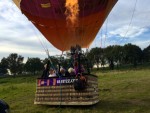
top-left (0, 68), bottom-right (150, 113)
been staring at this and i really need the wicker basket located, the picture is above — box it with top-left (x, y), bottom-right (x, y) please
top-left (34, 74), bottom-right (99, 105)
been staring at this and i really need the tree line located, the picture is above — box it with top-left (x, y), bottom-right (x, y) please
top-left (87, 43), bottom-right (150, 69)
top-left (0, 43), bottom-right (149, 76)
top-left (0, 54), bottom-right (60, 76)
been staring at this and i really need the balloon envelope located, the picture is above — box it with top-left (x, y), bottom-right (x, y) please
top-left (13, 0), bottom-right (117, 51)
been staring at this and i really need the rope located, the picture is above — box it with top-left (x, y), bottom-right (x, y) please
top-left (25, 1), bottom-right (50, 55)
top-left (100, 27), bottom-right (103, 48)
top-left (34, 0), bottom-right (50, 51)
top-left (56, 51), bottom-right (64, 112)
top-left (104, 18), bottom-right (108, 48)
top-left (56, 72), bottom-right (62, 113)
top-left (31, 25), bottom-right (48, 54)
top-left (68, 57), bottom-right (74, 69)
top-left (59, 73), bottom-right (62, 106)
top-left (123, 0), bottom-right (138, 38)
top-left (114, 0), bottom-right (138, 46)
top-left (46, 50), bottom-right (53, 66)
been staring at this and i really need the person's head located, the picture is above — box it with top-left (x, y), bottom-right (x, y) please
top-left (68, 67), bottom-right (75, 74)
top-left (60, 67), bottom-right (65, 74)
top-left (49, 68), bottom-right (54, 74)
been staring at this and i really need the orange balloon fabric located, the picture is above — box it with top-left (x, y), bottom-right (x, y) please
top-left (16, 0), bottom-right (118, 51)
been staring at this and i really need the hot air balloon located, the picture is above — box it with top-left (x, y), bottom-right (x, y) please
top-left (13, 0), bottom-right (117, 105)
top-left (13, 0), bottom-right (117, 51)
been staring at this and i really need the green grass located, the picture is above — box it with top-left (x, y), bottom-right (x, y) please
top-left (0, 68), bottom-right (150, 113)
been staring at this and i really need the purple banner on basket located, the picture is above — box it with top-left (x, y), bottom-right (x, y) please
top-left (38, 78), bottom-right (77, 86)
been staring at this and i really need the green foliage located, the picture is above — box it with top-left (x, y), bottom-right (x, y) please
top-left (25, 58), bottom-right (43, 75)
top-left (7, 53), bottom-right (24, 75)
top-left (61, 58), bottom-right (71, 69)
top-left (111, 45), bottom-right (123, 66)
top-left (43, 57), bottom-right (59, 69)
top-left (87, 43), bottom-right (149, 70)
top-left (87, 47), bottom-right (104, 69)
top-left (43, 56), bottom-right (72, 70)
top-left (104, 45), bottom-right (115, 70)
top-left (143, 45), bottom-right (150, 62)
top-left (123, 43), bottom-right (142, 67)
top-left (0, 57), bottom-right (8, 74)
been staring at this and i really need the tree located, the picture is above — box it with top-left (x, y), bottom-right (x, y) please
top-left (87, 47), bottom-right (104, 69)
top-left (43, 57), bottom-right (59, 69)
top-left (112, 45), bottom-right (124, 68)
top-left (143, 45), bottom-right (150, 62)
top-left (0, 57), bottom-right (9, 74)
top-left (25, 57), bottom-right (43, 75)
top-left (123, 43), bottom-right (142, 67)
top-left (7, 53), bottom-right (24, 75)
top-left (104, 46), bottom-right (115, 70)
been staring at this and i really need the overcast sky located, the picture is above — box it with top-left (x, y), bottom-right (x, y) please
top-left (0, 0), bottom-right (150, 62)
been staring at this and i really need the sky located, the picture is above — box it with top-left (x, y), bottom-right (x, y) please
top-left (0, 0), bottom-right (150, 62)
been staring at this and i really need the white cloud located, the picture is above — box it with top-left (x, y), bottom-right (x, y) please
top-left (109, 25), bottom-right (148, 38)
top-left (0, 0), bottom-right (28, 25)
top-left (106, 0), bottom-right (150, 30)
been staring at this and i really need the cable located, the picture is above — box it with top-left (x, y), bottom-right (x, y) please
top-left (29, 22), bottom-right (49, 55)
top-left (35, 0), bottom-right (50, 51)
top-left (123, 0), bottom-right (138, 38)
top-left (104, 18), bottom-right (108, 48)
top-left (25, 1), bottom-right (49, 55)
top-left (115, 0), bottom-right (138, 47)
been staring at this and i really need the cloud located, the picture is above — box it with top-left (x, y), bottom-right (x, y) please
top-left (91, 0), bottom-right (150, 49)
top-left (106, 0), bottom-right (150, 30)
top-left (109, 25), bottom-right (148, 38)
top-left (0, 0), bottom-right (28, 25)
